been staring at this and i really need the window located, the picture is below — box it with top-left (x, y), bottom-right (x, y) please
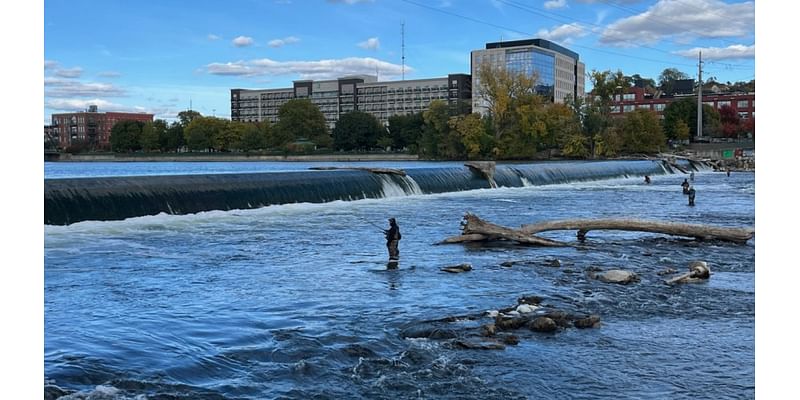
top-left (654, 103), bottom-right (666, 111)
top-left (637, 104), bottom-right (650, 110)
top-left (623, 105), bottom-right (635, 112)
top-left (623, 93), bottom-right (635, 101)
top-left (717, 100), bottom-right (731, 108)
top-left (737, 100), bottom-right (749, 109)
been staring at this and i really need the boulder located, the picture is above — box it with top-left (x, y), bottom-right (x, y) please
top-left (596, 269), bottom-right (639, 285)
top-left (529, 317), bottom-right (558, 332)
top-left (573, 315), bottom-right (602, 329)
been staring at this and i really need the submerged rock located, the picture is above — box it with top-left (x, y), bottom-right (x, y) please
top-left (441, 263), bottom-right (472, 273)
top-left (595, 269), bottom-right (639, 285)
top-left (573, 315), bottom-right (602, 329)
top-left (529, 317), bottom-right (558, 332)
top-left (400, 324), bottom-right (458, 340)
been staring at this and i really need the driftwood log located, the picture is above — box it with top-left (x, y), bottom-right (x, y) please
top-left (308, 166), bottom-right (406, 176)
top-left (439, 213), bottom-right (569, 247)
top-left (665, 261), bottom-right (711, 285)
top-left (440, 213), bottom-right (754, 246)
top-left (465, 161), bottom-right (497, 188)
top-left (520, 219), bottom-right (754, 244)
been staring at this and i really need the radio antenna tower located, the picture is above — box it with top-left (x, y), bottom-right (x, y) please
top-left (401, 21), bottom-right (405, 81)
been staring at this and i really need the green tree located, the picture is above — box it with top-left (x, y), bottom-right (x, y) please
top-left (274, 99), bottom-right (330, 148)
top-left (673, 120), bottom-right (691, 142)
top-left (239, 122), bottom-right (268, 152)
top-left (109, 120), bottom-right (144, 153)
top-left (663, 97), bottom-right (721, 139)
top-left (618, 109), bottom-right (665, 154)
top-left (589, 69), bottom-right (630, 111)
top-left (419, 100), bottom-right (451, 158)
top-left (161, 122), bottom-right (185, 152)
top-left (185, 116), bottom-right (226, 151)
top-left (219, 120), bottom-right (254, 151)
top-left (332, 111), bottom-right (385, 151)
top-left (658, 68), bottom-right (690, 94)
top-left (476, 60), bottom-right (540, 140)
top-left (387, 113), bottom-right (424, 151)
top-left (449, 113), bottom-right (490, 159)
top-left (177, 110), bottom-right (202, 127)
top-left (140, 121), bottom-right (160, 152)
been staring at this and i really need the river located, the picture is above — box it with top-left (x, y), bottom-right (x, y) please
top-left (44, 161), bottom-right (755, 399)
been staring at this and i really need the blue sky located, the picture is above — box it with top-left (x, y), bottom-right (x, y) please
top-left (43, 0), bottom-right (755, 123)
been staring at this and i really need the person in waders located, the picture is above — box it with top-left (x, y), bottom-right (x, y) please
top-left (644, 175), bottom-right (651, 184)
top-left (688, 186), bottom-right (696, 206)
top-left (385, 218), bottom-right (401, 261)
top-left (681, 178), bottom-right (690, 194)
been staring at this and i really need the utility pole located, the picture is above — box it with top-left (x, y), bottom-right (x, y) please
top-left (697, 51), bottom-right (703, 139)
top-left (401, 21), bottom-right (405, 81)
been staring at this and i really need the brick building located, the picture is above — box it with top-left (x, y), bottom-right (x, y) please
top-left (50, 105), bottom-right (154, 150)
top-left (609, 86), bottom-right (754, 121)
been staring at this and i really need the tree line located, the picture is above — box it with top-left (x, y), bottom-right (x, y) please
top-left (107, 64), bottom-right (754, 158)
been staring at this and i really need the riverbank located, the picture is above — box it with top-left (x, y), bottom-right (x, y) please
top-left (49, 152), bottom-right (420, 162)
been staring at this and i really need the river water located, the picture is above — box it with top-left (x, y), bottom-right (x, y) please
top-left (44, 161), bottom-right (755, 399)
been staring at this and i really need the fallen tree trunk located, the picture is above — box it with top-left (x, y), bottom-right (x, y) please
top-left (308, 166), bottom-right (406, 176)
top-left (520, 218), bottom-right (754, 244)
top-left (439, 213), bottom-right (569, 247)
top-left (465, 161), bottom-right (497, 188)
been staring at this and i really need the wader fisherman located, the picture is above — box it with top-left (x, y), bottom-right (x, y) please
top-left (644, 175), bottom-right (651, 184)
top-left (681, 179), bottom-right (690, 194)
top-left (384, 218), bottom-right (401, 261)
top-left (688, 186), bottom-right (696, 206)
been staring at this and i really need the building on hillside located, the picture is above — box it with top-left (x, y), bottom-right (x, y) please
top-left (607, 86), bottom-right (755, 122)
top-left (50, 105), bottom-right (154, 150)
top-left (230, 73), bottom-right (472, 129)
top-left (470, 38), bottom-right (586, 115)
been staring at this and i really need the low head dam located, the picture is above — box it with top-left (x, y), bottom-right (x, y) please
top-left (44, 160), bottom-right (703, 226)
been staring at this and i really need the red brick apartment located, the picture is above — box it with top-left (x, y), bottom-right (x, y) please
top-left (49, 105), bottom-right (154, 149)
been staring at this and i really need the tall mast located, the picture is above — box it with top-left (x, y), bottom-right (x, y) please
top-left (697, 51), bottom-right (703, 139)
top-left (401, 22), bottom-right (405, 81)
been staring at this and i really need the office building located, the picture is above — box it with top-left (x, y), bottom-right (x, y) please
top-left (471, 38), bottom-right (585, 114)
top-left (231, 73), bottom-right (472, 128)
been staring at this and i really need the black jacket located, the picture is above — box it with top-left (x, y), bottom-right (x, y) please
top-left (385, 223), bottom-right (401, 242)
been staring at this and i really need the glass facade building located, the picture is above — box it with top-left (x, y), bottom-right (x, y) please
top-left (471, 38), bottom-right (585, 115)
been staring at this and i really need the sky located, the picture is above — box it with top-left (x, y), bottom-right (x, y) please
top-left (43, 0), bottom-right (756, 124)
top-left (4, 1), bottom-right (800, 397)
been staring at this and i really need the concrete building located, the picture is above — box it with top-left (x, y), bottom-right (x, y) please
top-left (50, 105), bottom-right (154, 150)
top-left (471, 38), bottom-right (585, 115)
top-left (230, 73), bottom-right (472, 128)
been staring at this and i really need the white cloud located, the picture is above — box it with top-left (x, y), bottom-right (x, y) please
top-left (536, 23), bottom-right (588, 43)
top-left (544, 0), bottom-right (567, 10)
top-left (232, 36), bottom-right (255, 47)
top-left (97, 71), bottom-right (122, 78)
top-left (44, 60), bottom-right (59, 70)
top-left (45, 98), bottom-right (124, 112)
top-left (54, 67), bottom-right (83, 79)
top-left (358, 37), bottom-right (380, 50)
top-left (206, 57), bottom-right (411, 80)
top-left (207, 34), bottom-right (221, 41)
top-left (673, 44), bottom-right (754, 60)
top-left (268, 36), bottom-right (300, 48)
top-left (45, 77), bottom-right (127, 97)
top-left (600, 0), bottom-right (754, 46)
top-left (46, 98), bottom-right (175, 119)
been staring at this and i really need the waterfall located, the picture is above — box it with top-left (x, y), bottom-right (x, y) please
top-left (45, 160), bottom-right (676, 225)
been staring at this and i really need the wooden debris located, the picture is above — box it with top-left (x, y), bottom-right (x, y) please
top-left (308, 166), bottom-right (406, 176)
top-left (464, 161), bottom-right (497, 188)
top-left (521, 218), bottom-right (754, 244)
top-left (442, 213), bottom-right (569, 247)
top-left (665, 261), bottom-right (711, 285)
